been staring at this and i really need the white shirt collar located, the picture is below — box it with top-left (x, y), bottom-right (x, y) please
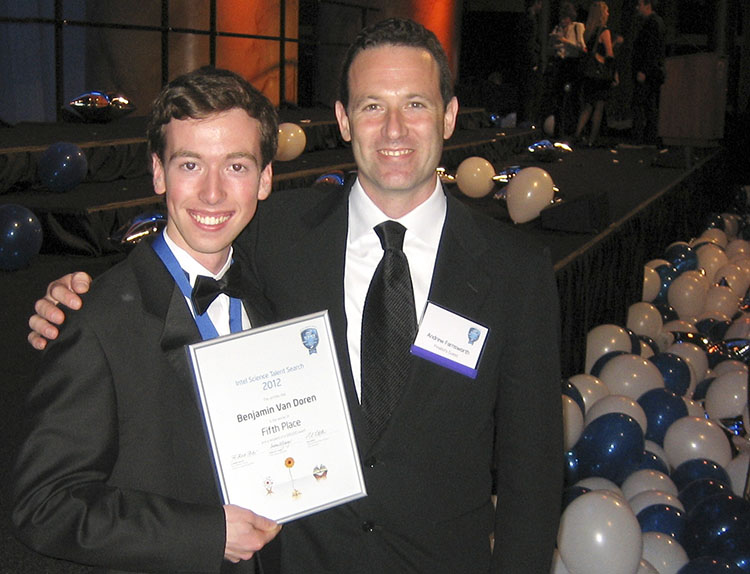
top-left (348, 177), bottom-right (447, 247)
top-left (162, 230), bottom-right (233, 286)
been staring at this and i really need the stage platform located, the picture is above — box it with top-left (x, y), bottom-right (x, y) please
top-left (0, 105), bottom-right (734, 572)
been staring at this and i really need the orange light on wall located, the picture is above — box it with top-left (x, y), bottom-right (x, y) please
top-left (409, 0), bottom-right (461, 80)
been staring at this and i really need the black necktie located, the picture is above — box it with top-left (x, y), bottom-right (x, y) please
top-left (361, 221), bottom-right (418, 438)
top-left (191, 261), bottom-right (243, 316)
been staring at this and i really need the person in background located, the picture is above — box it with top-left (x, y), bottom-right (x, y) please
top-left (548, 1), bottom-right (587, 137)
top-left (26, 18), bottom-right (564, 574)
top-left (13, 67), bottom-right (282, 574)
top-left (574, 1), bottom-right (619, 147)
top-left (631, 0), bottom-right (666, 146)
top-left (516, 0), bottom-right (544, 126)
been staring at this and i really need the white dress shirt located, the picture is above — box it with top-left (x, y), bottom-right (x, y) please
top-left (163, 231), bottom-right (251, 336)
top-left (344, 179), bottom-right (447, 400)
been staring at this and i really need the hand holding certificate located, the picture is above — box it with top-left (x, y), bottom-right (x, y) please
top-left (188, 311), bottom-right (366, 523)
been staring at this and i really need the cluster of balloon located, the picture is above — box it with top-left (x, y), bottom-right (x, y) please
top-left (0, 204), bottom-right (43, 271)
top-left (556, 210), bottom-right (750, 573)
top-left (66, 91), bottom-right (136, 123)
top-left (526, 139), bottom-right (573, 162)
top-left (443, 157), bottom-right (559, 224)
top-left (110, 212), bottom-right (166, 249)
top-left (38, 142), bottom-right (88, 193)
top-left (275, 123), bottom-right (306, 162)
top-left (312, 170), bottom-right (346, 189)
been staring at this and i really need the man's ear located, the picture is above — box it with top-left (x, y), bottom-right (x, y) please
top-left (151, 153), bottom-right (166, 196)
top-left (443, 96), bottom-right (459, 141)
top-left (258, 162), bottom-right (273, 201)
top-left (334, 101), bottom-right (352, 142)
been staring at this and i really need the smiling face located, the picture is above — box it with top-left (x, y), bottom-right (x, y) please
top-left (335, 44), bottom-right (458, 218)
top-left (152, 108), bottom-right (271, 273)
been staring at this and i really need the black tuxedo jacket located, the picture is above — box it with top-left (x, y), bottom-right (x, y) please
top-left (238, 184), bottom-right (564, 573)
top-left (12, 240), bottom-right (270, 574)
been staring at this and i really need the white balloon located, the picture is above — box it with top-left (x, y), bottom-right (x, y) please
top-left (585, 324), bottom-right (634, 374)
top-left (585, 395), bottom-right (648, 435)
top-left (713, 262), bottom-right (750, 299)
top-left (697, 242), bottom-right (729, 281)
top-left (643, 266), bottom-right (661, 302)
top-left (637, 559), bottom-right (660, 574)
top-left (703, 284), bottom-right (740, 318)
top-left (505, 167), bottom-right (555, 224)
top-left (699, 227), bottom-right (728, 249)
top-left (662, 319), bottom-right (698, 333)
top-left (711, 360), bottom-right (748, 378)
top-left (724, 314), bottom-right (750, 340)
top-left (725, 451), bottom-right (750, 496)
top-left (455, 156), bottom-right (495, 198)
top-left (726, 239), bottom-right (750, 261)
top-left (663, 416), bottom-right (732, 468)
top-left (562, 394), bottom-right (584, 451)
top-left (598, 354), bottom-right (664, 401)
top-left (628, 302), bottom-right (664, 340)
top-left (640, 340), bottom-right (655, 359)
top-left (668, 272), bottom-right (708, 321)
top-left (628, 490), bottom-right (685, 516)
top-left (641, 532), bottom-right (689, 574)
top-left (705, 369), bottom-right (748, 420)
top-left (682, 397), bottom-right (705, 418)
top-left (568, 374), bottom-right (610, 414)
top-left (621, 469), bottom-right (679, 501)
top-left (557, 491), bottom-right (642, 574)
top-left (543, 114), bottom-right (555, 136)
top-left (574, 477), bottom-right (625, 499)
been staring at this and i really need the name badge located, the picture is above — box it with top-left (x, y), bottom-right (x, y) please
top-left (410, 302), bottom-right (488, 379)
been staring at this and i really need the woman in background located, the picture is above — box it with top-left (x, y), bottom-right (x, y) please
top-left (574, 1), bottom-right (618, 146)
top-left (548, 1), bottom-right (587, 137)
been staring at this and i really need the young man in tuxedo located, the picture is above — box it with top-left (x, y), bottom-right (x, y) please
top-left (28, 18), bottom-right (564, 573)
top-left (14, 67), bottom-right (282, 573)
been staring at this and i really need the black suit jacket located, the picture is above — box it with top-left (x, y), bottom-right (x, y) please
top-left (12, 240), bottom-right (271, 574)
top-left (238, 184), bottom-right (564, 573)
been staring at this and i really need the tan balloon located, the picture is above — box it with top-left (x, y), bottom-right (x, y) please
top-left (455, 156), bottom-right (495, 198)
top-left (703, 284), bottom-right (740, 318)
top-left (627, 301), bottom-right (663, 340)
top-left (642, 266), bottom-right (660, 302)
top-left (667, 272), bottom-right (707, 321)
top-left (505, 167), bottom-right (555, 223)
top-left (275, 122), bottom-right (306, 161)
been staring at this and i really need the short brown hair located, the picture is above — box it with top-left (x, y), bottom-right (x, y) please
top-left (338, 18), bottom-right (454, 110)
top-left (147, 66), bottom-right (278, 169)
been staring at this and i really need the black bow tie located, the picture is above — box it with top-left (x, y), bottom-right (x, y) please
top-left (191, 261), bottom-right (243, 315)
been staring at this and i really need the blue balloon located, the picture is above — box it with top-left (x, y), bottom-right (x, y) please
top-left (704, 213), bottom-right (727, 231)
top-left (625, 327), bottom-right (643, 354)
top-left (685, 494), bottom-right (750, 559)
top-left (666, 243), bottom-right (699, 273)
top-left (672, 459), bottom-right (731, 491)
top-left (653, 300), bottom-right (680, 322)
top-left (561, 378), bottom-right (585, 414)
top-left (38, 141), bottom-right (88, 192)
top-left (639, 335), bottom-right (660, 356)
top-left (697, 318), bottom-right (731, 341)
top-left (729, 552), bottom-right (750, 572)
top-left (677, 556), bottom-right (743, 574)
top-left (649, 352), bottom-right (692, 396)
top-left (637, 503), bottom-right (687, 543)
top-left (639, 448), bottom-right (671, 475)
top-left (638, 388), bottom-right (689, 446)
top-left (572, 412), bottom-right (645, 484)
top-left (563, 449), bottom-right (580, 486)
top-left (0, 204), bottom-right (43, 271)
top-left (679, 478), bottom-right (731, 514)
top-left (654, 264), bottom-right (679, 303)
top-left (589, 350), bottom-right (629, 378)
top-left (313, 170), bottom-right (346, 188)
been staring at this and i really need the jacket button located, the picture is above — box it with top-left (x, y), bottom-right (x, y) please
top-left (364, 456), bottom-right (377, 468)
top-left (361, 521), bottom-right (376, 532)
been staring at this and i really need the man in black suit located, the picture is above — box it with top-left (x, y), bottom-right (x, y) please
top-left (632, 0), bottom-right (666, 145)
top-left (14, 67), bottom-right (282, 573)
top-left (28, 18), bottom-right (563, 573)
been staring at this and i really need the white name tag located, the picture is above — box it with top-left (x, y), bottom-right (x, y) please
top-left (410, 302), bottom-right (488, 379)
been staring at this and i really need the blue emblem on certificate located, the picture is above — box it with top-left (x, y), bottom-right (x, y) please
top-left (301, 327), bottom-right (319, 354)
top-left (468, 327), bottom-right (481, 345)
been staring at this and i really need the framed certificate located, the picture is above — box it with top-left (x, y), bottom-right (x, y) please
top-left (187, 310), bottom-right (366, 523)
